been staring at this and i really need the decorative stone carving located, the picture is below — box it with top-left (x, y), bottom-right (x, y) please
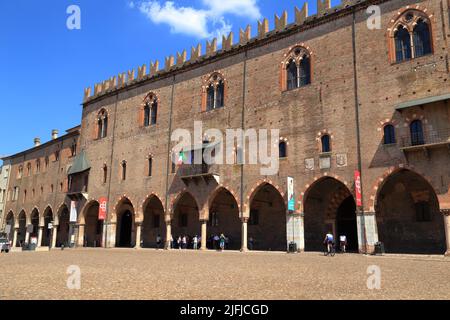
top-left (336, 153), bottom-right (348, 167)
top-left (305, 158), bottom-right (314, 171)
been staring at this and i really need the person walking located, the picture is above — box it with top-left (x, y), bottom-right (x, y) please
top-left (177, 236), bottom-right (182, 250)
top-left (248, 237), bottom-right (254, 251)
top-left (339, 234), bottom-right (347, 253)
top-left (213, 234), bottom-right (220, 250)
top-left (219, 234), bottom-right (226, 251)
top-left (156, 234), bottom-right (162, 249)
top-left (182, 235), bottom-right (187, 250)
top-left (193, 235), bottom-right (198, 250)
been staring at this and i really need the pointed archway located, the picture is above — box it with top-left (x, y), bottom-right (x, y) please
top-left (30, 209), bottom-right (39, 243)
top-left (208, 187), bottom-right (241, 250)
top-left (248, 183), bottom-right (287, 251)
top-left (171, 192), bottom-right (200, 249)
top-left (5, 211), bottom-right (14, 242)
top-left (82, 201), bottom-right (103, 247)
top-left (56, 205), bottom-right (70, 247)
top-left (304, 177), bottom-right (358, 252)
top-left (41, 207), bottom-right (53, 247)
top-left (375, 169), bottom-right (446, 254)
top-left (142, 195), bottom-right (165, 248)
top-left (115, 198), bottom-right (135, 248)
top-left (16, 211), bottom-right (26, 247)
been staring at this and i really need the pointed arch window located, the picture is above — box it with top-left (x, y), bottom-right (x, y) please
top-left (284, 47), bottom-right (311, 91)
top-left (279, 141), bottom-right (287, 158)
top-left (148, 157), bottom-right (153, 177)
top-left (383, 124), bottom-right (396, 145)
top-left (143, 94), bottom-right (158, 127)
top-left (321, 135), bottom-right (331, 153)
top-left (413, 19), bottom-right (432, 58)
top-left (103, 164), bottom-right (108, 184)
top-left (410, 120), bottom-right (425, 146)
top-left (204, 73), bottom-right (226, 111)
top-left (121, 161), bottom-right (127, 181)
top-left (97, 109), bottom-right (108, 139)
top-left (391, 10), bottom-right (432, 63)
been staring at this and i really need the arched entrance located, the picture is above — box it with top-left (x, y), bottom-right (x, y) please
top-left (304, 177), bottom-right (358, 252)
top-left (376, 169), bottom-right (446, 254)
top-left (248, 183), bottom-right (287, 251)
top-left (171, 192), bottom-right (201, 249)
top-left (142, 196), bottom-right (165, 248)
top-left (41, 208), bottom-right (53, 247)
top-left (83, 201), bottom-right (103, 247)
top-left (115, 198), bottom-right (135, 248)
top-left (17, 211), bottom-right (26, 247)
top-left (5, 212), bottom-right (14, 242)
top-left (57, 206), bottom-right (70, 247)
top-left (208, 188), bottom-right (241, 250)
top-left (30, 209), bottom-right (39, 243)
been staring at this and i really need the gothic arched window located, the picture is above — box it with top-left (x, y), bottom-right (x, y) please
top-left (143, 94), bottom-right (158, 127)
top-left (203, 73), bottom-right (226, 111)
top-left (391, 10), bottom-right (432, 63)
top-left (97, 109), bottom-right (108, 139)
top-left (410, 120), bottom-right (425, 146)
top-left (284, 46), bottom-right (312, 91)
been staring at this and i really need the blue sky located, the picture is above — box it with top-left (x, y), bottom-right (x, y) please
top-left (0, 0), bottom-right (341, 161)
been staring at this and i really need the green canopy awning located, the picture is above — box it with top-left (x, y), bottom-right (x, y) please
top-left (396, 93), bottom-right (450, 110)
top-left (67, 150), bottom-right (91, 175)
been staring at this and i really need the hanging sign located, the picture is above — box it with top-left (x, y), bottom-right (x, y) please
top-left (355, 170), bottom-right (362, 207)
top-left (288, 177), bottom-right (295, 212)
top-left (98, 197), bottom-right (108, 221)
top-left (70, 201), bottom-right (78, 222)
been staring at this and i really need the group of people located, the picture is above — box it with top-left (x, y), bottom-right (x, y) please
top-left (323, 232), bottom-right (348, 253)
top-left (161, 233), bottom-right (234, 251)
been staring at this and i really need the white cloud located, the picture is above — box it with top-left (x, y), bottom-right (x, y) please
top-left (133, 0), bottom-right (261, 40)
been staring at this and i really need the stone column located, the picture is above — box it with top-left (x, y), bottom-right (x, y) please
top-left (200, 220), bottom-right (207, 250)
top-left (25, 229), bottom-right (30, 244)
top-left (442, 210), bottom-right (450, 256)
top-left (12, 228), bottom-right (18, 248)
top-left (135, 223), bottom-right (142, 249)
top-left (165, 220), bottom-right (172, 250)
top-left (357, 212), bottom-right (379, 254)
top-left (37, 226), bottom-right (43, 247)
top-left (77, 224), bottom-right (85, 247)
top-left (241, 217), bottom-right (248, 252)
top-left (51, 225), bottom-right (58, 249)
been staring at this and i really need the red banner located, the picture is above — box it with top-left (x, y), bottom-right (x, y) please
top-left (354, 170), bottom-right (362, 207)
top-left (98, 197), bottom-right (108, 220)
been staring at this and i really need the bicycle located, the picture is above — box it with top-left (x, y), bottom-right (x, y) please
top-left (324, 242), bottom-right (336, 257)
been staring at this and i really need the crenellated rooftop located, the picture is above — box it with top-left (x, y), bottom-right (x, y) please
top-left (83, 0), bottom-right (376, 104)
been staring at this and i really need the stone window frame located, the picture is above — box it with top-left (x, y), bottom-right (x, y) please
top-left (95, 108), bottom-right (109, 140)
top-left (280, 43), bottom-right (313, 92)
top-left (387, 7), bottom-right (434, 64)
top-left (201, 71), bottom-right (227, 112)
top-left (316, 130), bottom-right (334, 154)
top-left (139, 92), bottom-right (159, 128)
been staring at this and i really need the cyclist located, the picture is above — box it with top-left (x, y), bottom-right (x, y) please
top-left (323, 232), bottom-right (334, 254)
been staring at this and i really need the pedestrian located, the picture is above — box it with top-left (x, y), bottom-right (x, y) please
top-left (248, 237), bottom-right (254, 251)
top-left (339, 234), bottom-right (347, 253)
top-left (213, 234), bottom-right (220, 250)
top-left (219, 234), bottom-right (226, 251)
top-left (170, 235), bottom-right (174, 249)
top-left (177, 236), bottom-right (182, 250)
top-left (193, 235), bottom-right (198, 250)
top-left (182, 235), bottom-right (187, 250)
top-left (156, 234), bottom-right (162, 249)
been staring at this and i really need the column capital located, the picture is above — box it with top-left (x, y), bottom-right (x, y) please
top-left (241, 217), bottom-right (249, 223)
top-left (441, 209), bottom-right (450, 216)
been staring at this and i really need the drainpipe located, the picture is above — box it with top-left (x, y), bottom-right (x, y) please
top-left (352, 9), bottom-right (368, 254)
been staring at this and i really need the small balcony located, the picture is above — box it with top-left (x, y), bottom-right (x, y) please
top-left (398, 128), bottom-right (450, 156)
top-left (178, 164), bottom-right (220, 186)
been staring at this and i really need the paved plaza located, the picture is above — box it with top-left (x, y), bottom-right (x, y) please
top-left (1, 249), bottom-right (449, 300)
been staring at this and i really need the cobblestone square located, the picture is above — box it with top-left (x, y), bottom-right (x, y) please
top-left (1, 249), bottom-right (449, 300)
